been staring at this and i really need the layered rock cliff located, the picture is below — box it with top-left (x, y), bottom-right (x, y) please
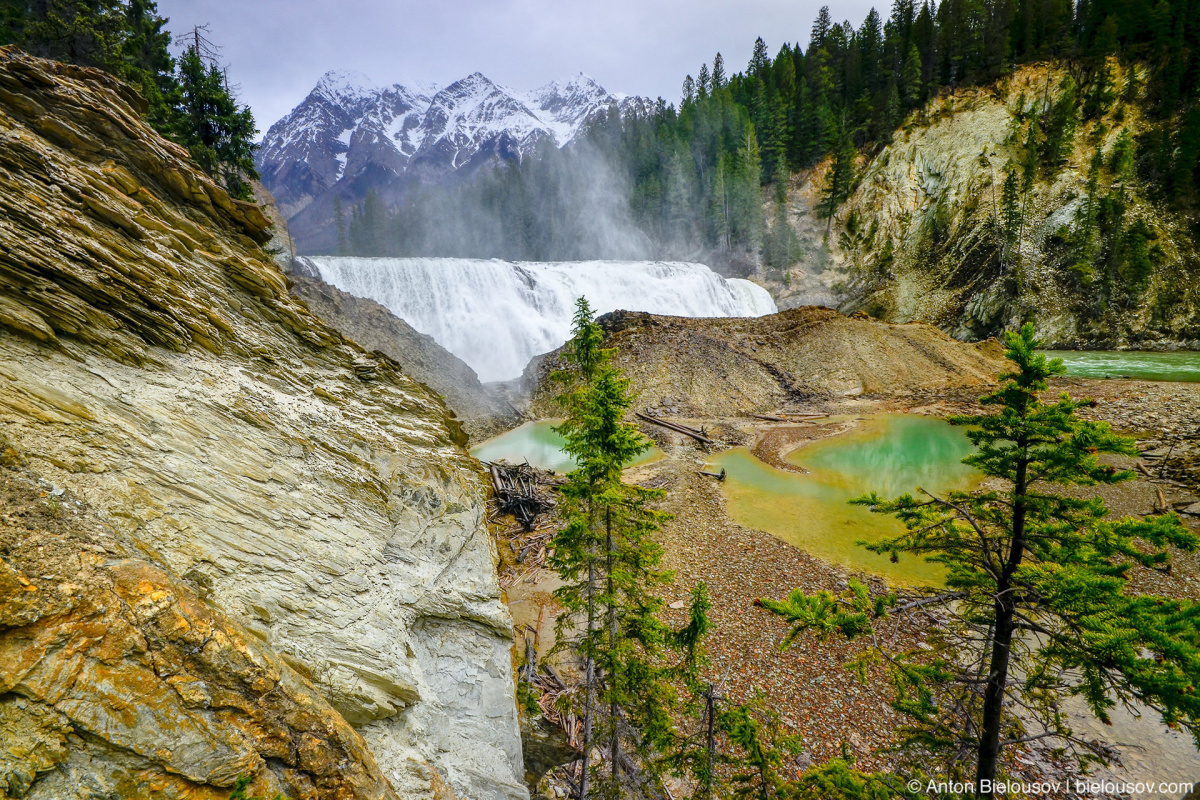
top-left (766, 62), bottom-right (1200, 349)
top-left (0, 46), bottom-right (525, 800)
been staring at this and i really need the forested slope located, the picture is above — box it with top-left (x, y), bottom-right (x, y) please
top-left (769, 60), bottom-right (1200, 346)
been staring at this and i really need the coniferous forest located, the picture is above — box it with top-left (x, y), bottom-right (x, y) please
top-left (0, 0), bottom-right (258, 198)
top-left (338, 0), bottom-right (1200, 278)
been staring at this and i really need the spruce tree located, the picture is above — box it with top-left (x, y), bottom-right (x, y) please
top-left (749, 37), bottom-right (770, 77)
top-left (765, 186), bottom-right (799, 270)
top-left (119, 0), bottom-right (176, 132)
top-left (174, 44), bottom-right (258, 199)
top-left (999, 164), bottom-right (1022, 266)
top-left (1040, 75), bottom-right (1079, 175)
top-left (1071, 150), bottom-right (1103, 284)
top-left (901, 44), bottom-right (924, 108)
top-left (3, 0), bottom-right (125, 71)
top-left (552, 298), bottom-right (711, 799)
top-left (819, 122), bottom-right (856, 230)
top-left (811, 6), bottom-right (833, 50)
top-left (762, 324), bottom-right (1200, 798)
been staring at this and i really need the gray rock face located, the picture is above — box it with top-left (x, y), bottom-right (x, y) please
top-left (290, 274), bottom-right (523, 440)
top-left (0, 47), bottom-right (526, 800)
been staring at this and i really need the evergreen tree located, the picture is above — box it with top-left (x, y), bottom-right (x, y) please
top-left (819, 121), bottom-right (856, 229)
top-left (552, 299), bottom-right (711, 799)
top-left (1040, 74), bottom-right (1079, 175)
top-left (764, 187), bottom-right (799, 270)
top-left (762, 325), bottom-right (1200, 798)
top-left (174, 44), bottom-right (258, 199)
top-left (1000, 163), bottom-right (1022, 262)
top-left (732, 124), bottom-right (764, 251)
top-left (749, 37), bottom-right (770, 77)
top-left (709, 154), bottom-right (731, 251)
top-left (1109, 127), bottom-right (1135, 179)
top-left (2, 0), bottom-right (125, 70)
top-left (1071, 149), bottom-right (1103, 284)
top-left (119, 0), bottom-right (176, 132)
top-left (711, 52), bottom-right (726, 90)
top-left (811, 5), bottom-right (833, 51)
top-left (1119, 218), bottom-right (1156, 295)
top-left (900, 44), bottom-right (924, 107)
top-left (720, 698), bottom-right (801, 800)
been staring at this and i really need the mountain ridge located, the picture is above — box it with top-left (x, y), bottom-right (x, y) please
top-left (257, 69), bottom-right (650, 253)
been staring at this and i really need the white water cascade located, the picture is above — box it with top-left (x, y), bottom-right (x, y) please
top-left (302, 257), bottom-right (777, 382)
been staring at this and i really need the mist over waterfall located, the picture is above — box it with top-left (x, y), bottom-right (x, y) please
top-left (302, 257), bottom-right (777, 381)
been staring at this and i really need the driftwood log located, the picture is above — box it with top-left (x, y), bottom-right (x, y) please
top-left (749, 412), bottom-right (829, 422)
top-left (635, 412), bottom-right (714, 444)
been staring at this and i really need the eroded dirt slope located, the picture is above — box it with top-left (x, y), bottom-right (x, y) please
top-left (526, 306), bottom-right (1006, 417)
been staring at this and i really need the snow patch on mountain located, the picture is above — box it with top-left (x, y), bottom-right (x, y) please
top-left (256, 69), bottom-right (650, 251)
top-left (260, 68), bottom-right (646, 188)
top-left (313, 69), bottom-right (378, 106)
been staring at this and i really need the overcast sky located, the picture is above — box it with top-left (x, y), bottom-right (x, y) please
top-left (156, 1), bottom-right (878, 134)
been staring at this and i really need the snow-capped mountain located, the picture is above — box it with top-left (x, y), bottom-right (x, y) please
top-left (257, 69), bottom-right (649, 253)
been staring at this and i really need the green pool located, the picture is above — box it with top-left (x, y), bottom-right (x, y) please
top-left (471, 420), bottom-right (663, 473)
top-left (710, 415), bottom-right (981, 586)
top-left (1043, 350), bottom-right (1200, 382)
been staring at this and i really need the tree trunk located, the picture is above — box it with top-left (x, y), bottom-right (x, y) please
top-left (606, 506), bottom-right (620, 786)
top-left (705, 685), bottom-right (716, 800)
top-left (975, 450), bottom-right (1030, 798)
top-left (975, 600), bottom-right (1016, 796)
top-left (580, 551), bottom-right (596, 800)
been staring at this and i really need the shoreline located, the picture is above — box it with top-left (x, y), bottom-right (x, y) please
top-left (489, 376), bottom-right (1200, 794)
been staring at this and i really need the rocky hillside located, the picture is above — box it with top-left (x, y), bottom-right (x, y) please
top-left (289, 274), bottom-right (523, 440)
top-left (525, 307), bottom-right (1006, 418)
top-left (765, 61), bottom-right (1200, 350)
top-left (0, 47), bottom-right (525, 800)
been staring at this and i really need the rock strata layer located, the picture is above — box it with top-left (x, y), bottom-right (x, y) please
top-left (0, 46), bottom-right (525, 800)
top-left (0, 455), bottom-right (396, 800)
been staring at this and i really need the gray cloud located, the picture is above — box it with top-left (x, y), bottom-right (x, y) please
top-left (156, 0), bottom-right (878, 133)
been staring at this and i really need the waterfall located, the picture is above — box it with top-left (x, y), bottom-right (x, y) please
top-left (301, 257), bottom-right (777, 382)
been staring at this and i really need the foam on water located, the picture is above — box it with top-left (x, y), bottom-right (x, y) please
top-left (303, 257), bottom-right (777, 381)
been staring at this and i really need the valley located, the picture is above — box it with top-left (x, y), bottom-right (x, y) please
top-left (1, 0), bottom-right (1199, 796)
top-left (478, 359), bottom-right (1200, 798)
